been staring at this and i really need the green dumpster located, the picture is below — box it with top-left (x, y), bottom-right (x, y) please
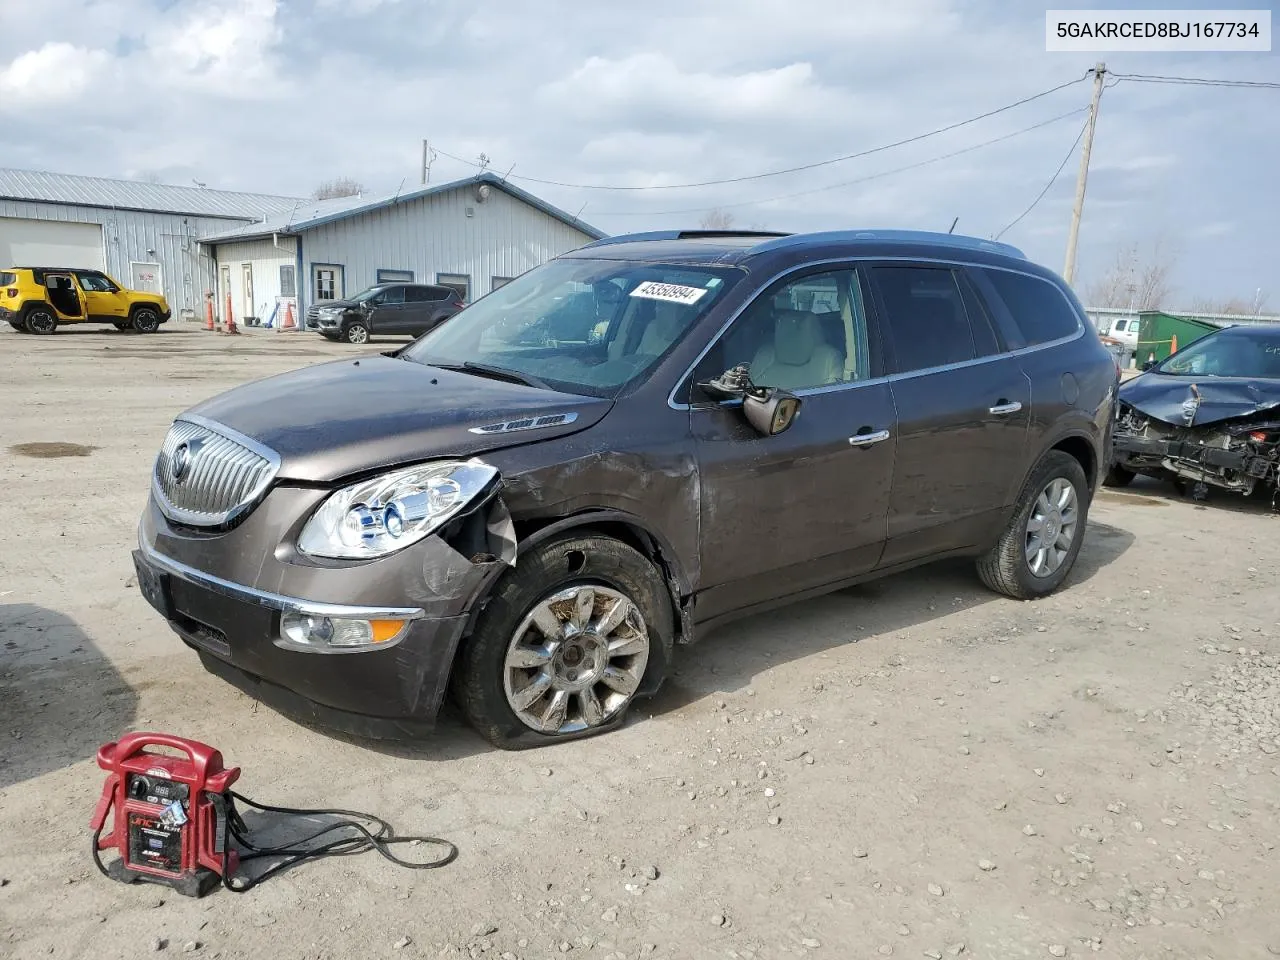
top-left (1136, 311), bottom-right (1221, 365)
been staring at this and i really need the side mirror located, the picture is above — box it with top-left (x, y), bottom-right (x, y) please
top-left (743, 388), bottom-right (802, 436)
top-left (698, 363), bottom-right (802, 437)
top-left (1141, 359), bottom-right (1157, 372)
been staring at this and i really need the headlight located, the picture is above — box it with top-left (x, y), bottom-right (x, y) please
top-left (297, 460), bottom-right (499, 559)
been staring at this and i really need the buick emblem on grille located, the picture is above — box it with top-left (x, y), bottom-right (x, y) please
top-left (171, 437), bottom-right (203, 482)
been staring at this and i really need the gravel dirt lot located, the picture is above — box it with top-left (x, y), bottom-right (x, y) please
top-left (2, 325), bottom-right (1279, 960)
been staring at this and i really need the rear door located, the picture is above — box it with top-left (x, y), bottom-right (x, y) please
top-left (867, 262), bottom-right (1030, 567)
top-left (402, 285), bottom-right (439, 334)
top-left (688, 266), bottom-right (896, 621)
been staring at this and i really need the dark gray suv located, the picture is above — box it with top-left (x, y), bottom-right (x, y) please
top-left (308, 282), bottom-right (464, 344)
top-left (133, 229), bottom-right (1116, 749)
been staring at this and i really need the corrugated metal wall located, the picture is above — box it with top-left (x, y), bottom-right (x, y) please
top-left (215, 237), bottom-right (297, 326)
top-left (299, 185), bottom-right (593, 311)
top-left (0, 200), bottom-right (252, 317)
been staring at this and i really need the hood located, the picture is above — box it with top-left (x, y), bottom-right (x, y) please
top-left (186, 356), bottom-right (611, 481)
top-left (1119, 372), bottom-right (1280, 427)
top-left (313, 299), bottom-right (361, 311)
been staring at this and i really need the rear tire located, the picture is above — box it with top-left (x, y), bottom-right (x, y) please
top-left (1103, 462), bottom-right (1135, 487)
top-left (131, 308), bottom-right (161, 333)
top-left (977, 450), bottom-right (1090, 600)
top-left (452, 534), bottom-right (672, 750)
top-left (342, 321), bottom-right (369, 345)
top-left (25, 307), bottom-right (57, 335)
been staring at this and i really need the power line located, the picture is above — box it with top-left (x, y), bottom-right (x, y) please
top-left (1112, 72), bottom-right (1280, 89)
top-left (994, 118), bottom-right (1089, 240)
top-left (434, 73), bottom-right (1092, 192)
top-left (593, 108), bottom-right (1089, 217)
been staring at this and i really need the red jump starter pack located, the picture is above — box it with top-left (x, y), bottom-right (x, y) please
top-left (90, 733), bottom-right (240, 897)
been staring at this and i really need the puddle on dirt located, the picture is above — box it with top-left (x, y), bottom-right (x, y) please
top-left (8, 442), bottom-right (97, 458)
top-left (1097, 490), bottom-right (1167, 507)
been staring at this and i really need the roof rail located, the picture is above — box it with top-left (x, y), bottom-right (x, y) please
top-left (748, 230), bottom-right (1026, 259)
top-left (579, 229), bottom-right (792, 249)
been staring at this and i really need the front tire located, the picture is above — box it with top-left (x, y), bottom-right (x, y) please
top-left (131, 308), bottom-right (161, 333)
top-left (977, 450), bottom-right (1090, 600)
top-left (7, 318), bottom-right (28, 332)
top-left (342, 321), bottom-right (369, 345)
top-left (25, 307), bottom-right (57, 335)
top-left (452, 534), bottom-right (672, 750)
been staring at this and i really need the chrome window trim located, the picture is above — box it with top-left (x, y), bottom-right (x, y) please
top-left (140, 538), bottom-right (426, 622)
top-left (151, 413), bottom-right (283, 528)
top-left (667, 255), bottom-right (1086, 411)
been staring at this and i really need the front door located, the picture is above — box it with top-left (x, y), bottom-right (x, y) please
top-left (864, 262), bottom-right (1031, 566)
top-left (688, 267), bottom-right (895, 622)
top-left (241, 264), bottom-right (254, 321)
top-left (368, 284), bottom-right (408, 333)
top-left (75, 271), bottom-right (129, 321)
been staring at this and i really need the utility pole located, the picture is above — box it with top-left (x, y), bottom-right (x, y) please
top-left (421, 140), bottom-right (429, 185)
top-left (1063, 62), bottom-right (1106, 286)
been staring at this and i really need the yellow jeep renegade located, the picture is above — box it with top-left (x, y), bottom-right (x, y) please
top-left (1, 267), bottom-right (171, 335)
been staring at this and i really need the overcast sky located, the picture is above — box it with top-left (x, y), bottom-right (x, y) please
top-left (0, 0), bottom-right (1275, 306)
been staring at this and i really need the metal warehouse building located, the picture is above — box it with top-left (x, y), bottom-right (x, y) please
top-left (0, 168), bottom-right (301, 319)
top-left (201, 172), bottom-right (604, 326)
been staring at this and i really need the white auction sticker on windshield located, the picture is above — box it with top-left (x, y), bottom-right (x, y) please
top-left (629, 281), bottom-right (708, 305)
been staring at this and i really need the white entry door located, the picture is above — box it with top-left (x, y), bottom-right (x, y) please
top-left (312, 264), bottom-right (343, 303)
top-left (130, 261), bottom-right (162, 293)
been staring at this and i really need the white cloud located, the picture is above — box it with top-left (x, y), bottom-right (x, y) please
top-left (0, 0), bottom-right (1272, 300)
top-left (0, 42), bottom-right (109, 104)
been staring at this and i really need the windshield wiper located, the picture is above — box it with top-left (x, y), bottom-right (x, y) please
top-left (431, 361), bottom-right (551, 390)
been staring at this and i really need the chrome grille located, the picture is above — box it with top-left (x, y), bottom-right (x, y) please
top-left (152, 416), bottom-right (280, 528)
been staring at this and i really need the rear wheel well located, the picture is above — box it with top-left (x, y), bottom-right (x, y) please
top-left (1051, 435), bottom-right (1096, 490)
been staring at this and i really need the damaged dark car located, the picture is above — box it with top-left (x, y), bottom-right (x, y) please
top-left (133, 229), bottom-right (1115, 749)
top-left (1107, 323), bottom-right (1280, 504)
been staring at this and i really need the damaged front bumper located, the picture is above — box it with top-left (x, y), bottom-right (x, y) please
top-left (1112, 409), bottom-right (1278, 494)
top-left (134, 485), bottom-right (515, 738)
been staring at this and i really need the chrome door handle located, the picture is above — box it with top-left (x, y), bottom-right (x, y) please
top-left (989, 401), bottom-right (1023, 415)
top-left (848, 429), bottom-right (891, 447)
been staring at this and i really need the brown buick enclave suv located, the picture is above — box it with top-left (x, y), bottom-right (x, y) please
top-left (133, 229), bottom-right (1117, 749)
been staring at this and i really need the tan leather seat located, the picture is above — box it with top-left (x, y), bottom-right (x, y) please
top-left (750, 310), bottom-right (843, 390)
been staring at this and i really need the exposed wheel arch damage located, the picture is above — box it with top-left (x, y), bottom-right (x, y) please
top-left (437, 497), bottom-right (693, 717)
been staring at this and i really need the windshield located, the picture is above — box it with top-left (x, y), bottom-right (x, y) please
top-left (401, 258), bottom-right (743, 397)
top-left (1156, 328), bottom-right (1280, 379)
top-left (348, 286), bottom-right (388, 304)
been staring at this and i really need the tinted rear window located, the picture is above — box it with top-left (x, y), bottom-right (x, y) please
top-left (0, 272), bottom-right (15, 286)
top-left (982, 269), bottom-right (1080, 346)
top-left (871, 266), bottom-right (976, 373)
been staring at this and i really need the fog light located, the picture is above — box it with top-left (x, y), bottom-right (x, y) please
top-left (281, 612), bottom-right (407, 649)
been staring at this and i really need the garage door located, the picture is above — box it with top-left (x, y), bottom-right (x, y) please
top-left (0, 217), bottom-right (105, 270)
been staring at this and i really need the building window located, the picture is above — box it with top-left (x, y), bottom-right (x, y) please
top-left (491, 276), bottom-right (514, 292)
top-left (377, 268), bottom-right (414, 283)
top-left (313, 264), bottom-right (344, 302)
top-left (279, 264), bottom-right (297, 298)
top-left (437, 273), bottom-right (470, 302)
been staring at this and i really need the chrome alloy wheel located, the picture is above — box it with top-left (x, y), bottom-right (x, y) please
top-left (503, 585), bottom-right (649, 735)
top-left (1025, 477), bottom-right (1079, 578)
